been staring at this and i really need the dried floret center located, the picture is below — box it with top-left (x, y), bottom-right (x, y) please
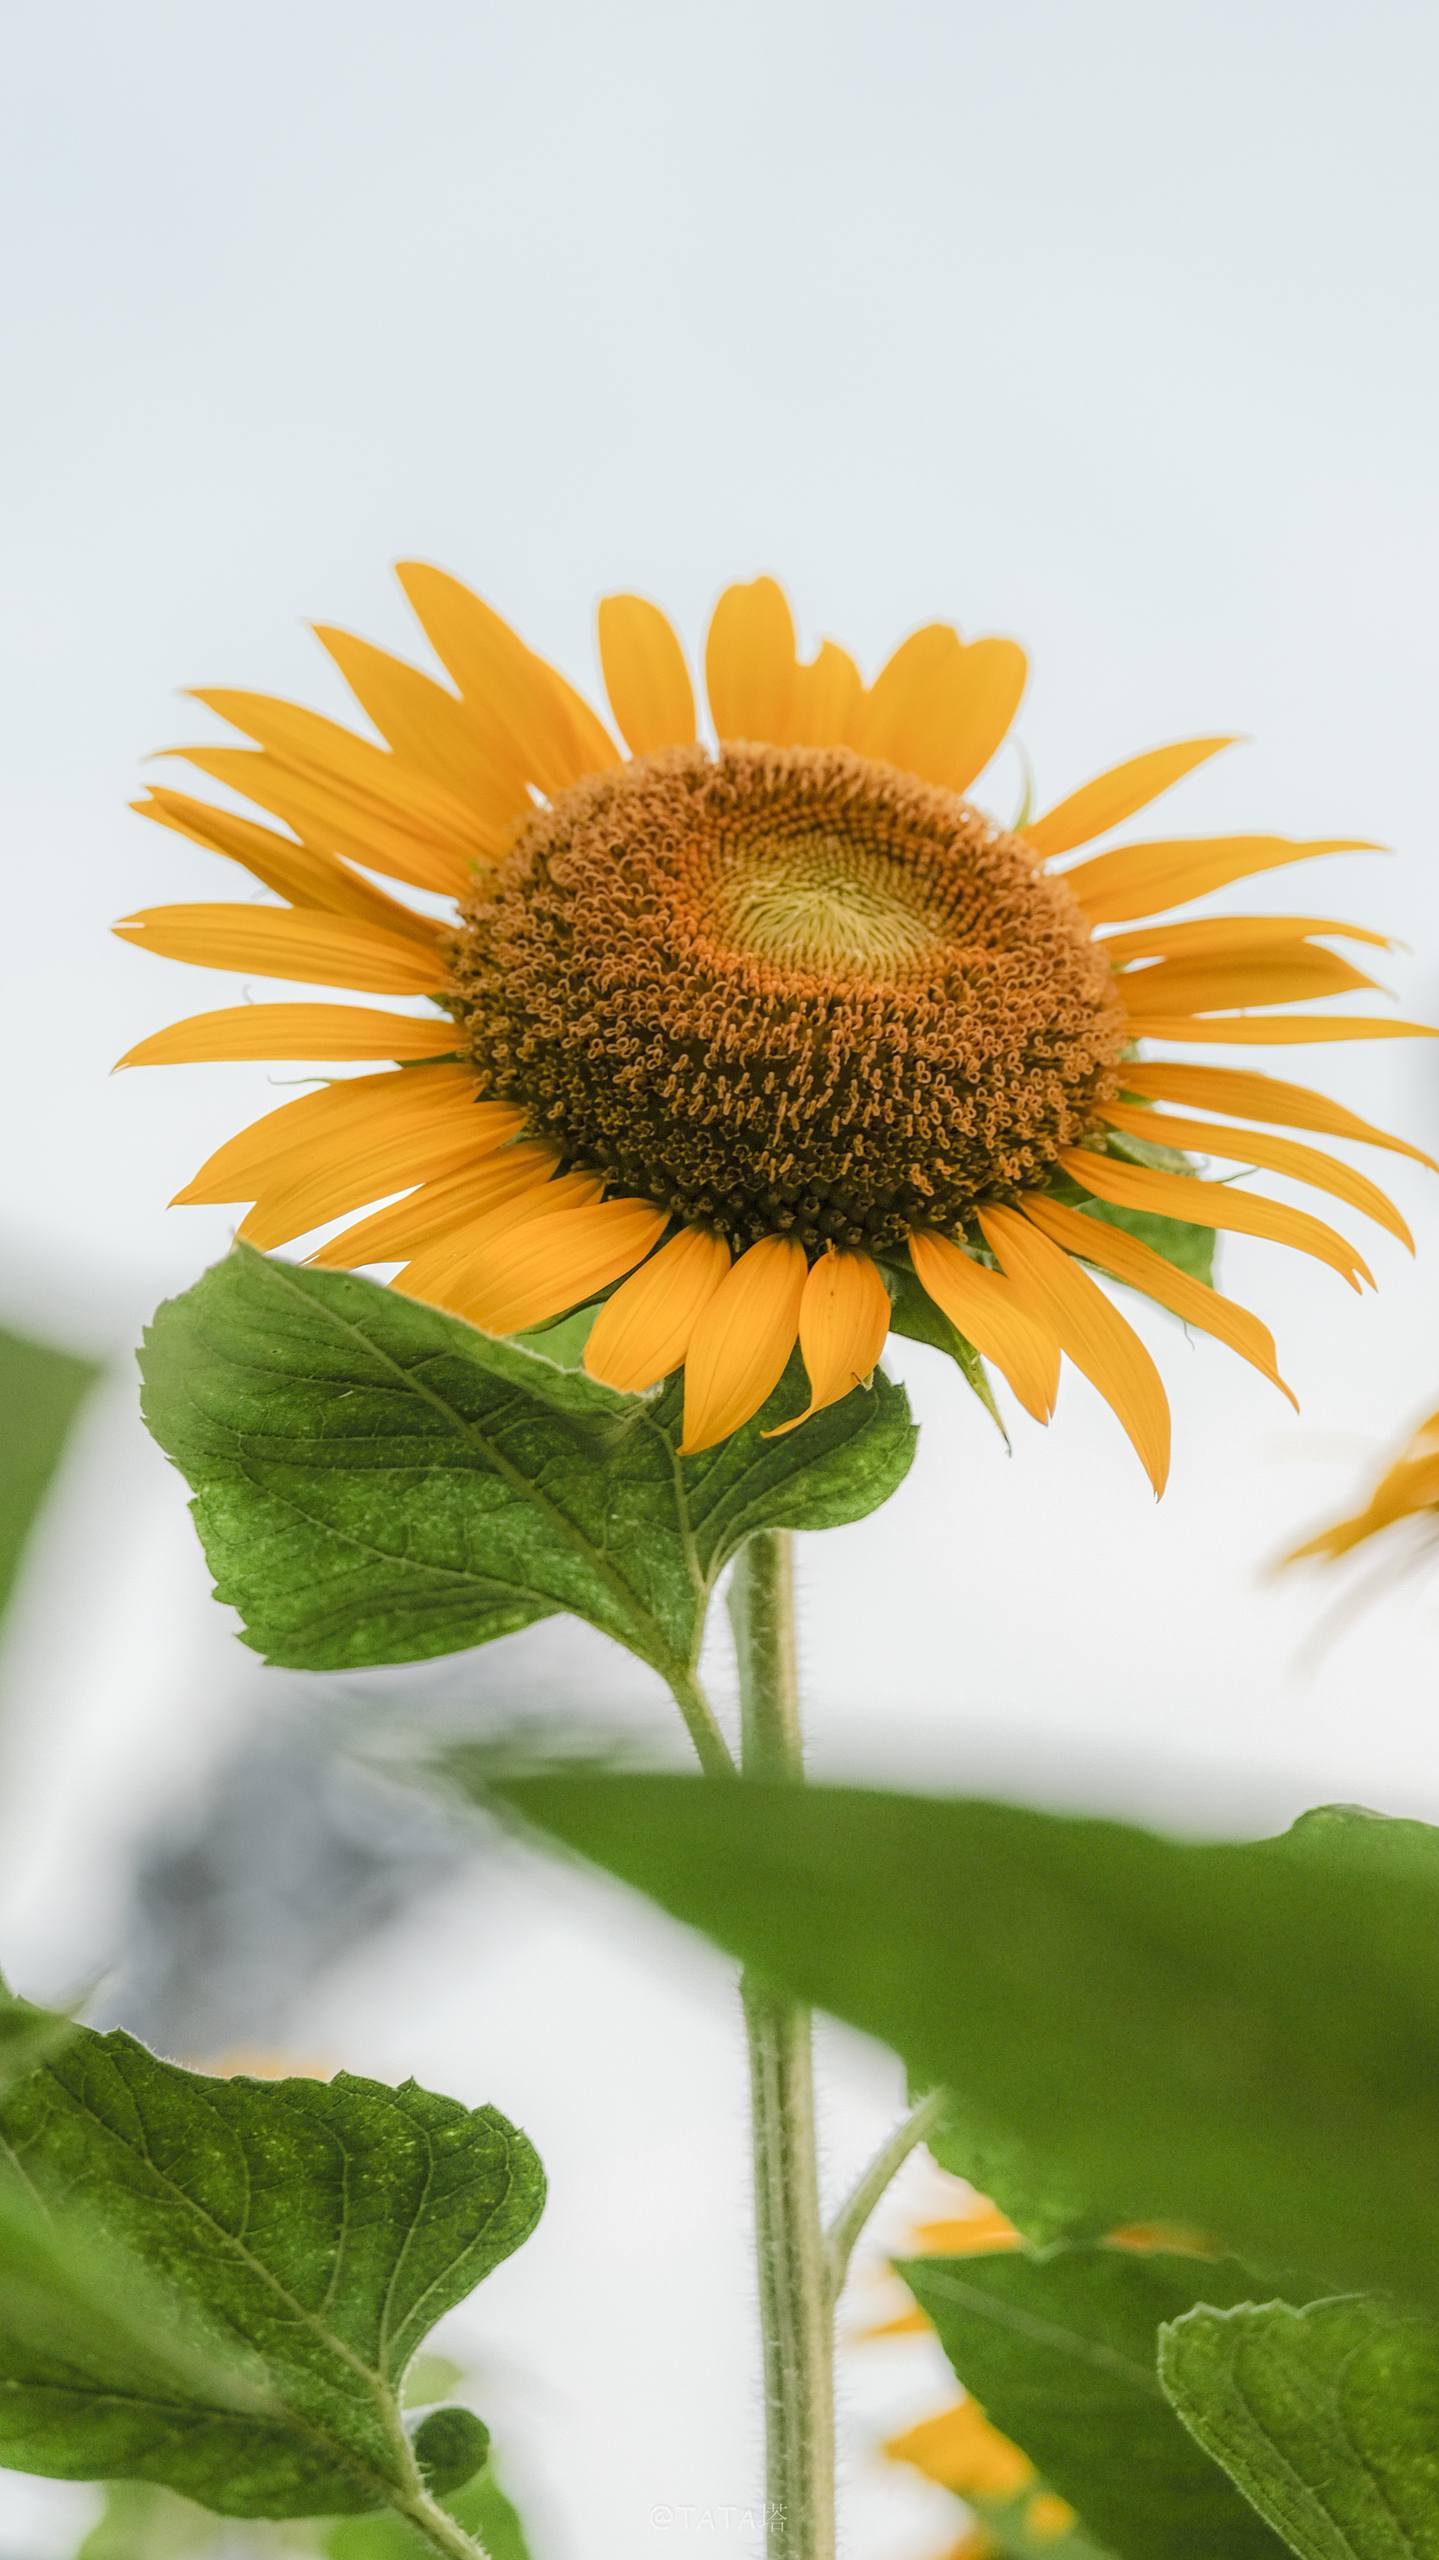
top-left (445, 742), bottom-right (1127, 1251)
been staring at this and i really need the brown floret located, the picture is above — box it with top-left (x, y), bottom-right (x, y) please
top-left (446, 742), bottom-right (1125, 1252)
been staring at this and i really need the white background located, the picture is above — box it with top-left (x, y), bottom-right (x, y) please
top-left (2, 3), bottom-right (1438, 2552)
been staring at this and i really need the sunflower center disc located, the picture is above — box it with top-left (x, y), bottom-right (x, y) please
top-left (447, 742), bottom-right (1127, 1251)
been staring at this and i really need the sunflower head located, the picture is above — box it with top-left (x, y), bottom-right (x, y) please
top-left (117, 568), bottom-right (1432, 1478)
top-left (446, 740), bottom-right (1125, 1254)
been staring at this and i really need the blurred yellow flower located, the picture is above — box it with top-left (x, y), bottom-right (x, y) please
top-left (864, 2193), bottom-right (1078, 2556)
top-left (1288, 1406), bottom-right (1439, 1568)
top-left (864, 2188), bottom-right (1210, 2554)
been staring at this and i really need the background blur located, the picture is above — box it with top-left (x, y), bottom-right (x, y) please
top-left (2, 3), bottom-right (1437, 2552)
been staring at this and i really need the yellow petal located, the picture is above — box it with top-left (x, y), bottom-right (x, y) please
top-left (856, 624), bottom-right (958, 762)
top-left (1023, 736), bottom-right (1240, 861)
top-left (705, 578), bottom-right (798, 744)
top-left (979, 1205), bottom-right (1171, 1495)
top-left (1125, 1012), bottom-right (1437, 1046)
top-left (764, 1250), bottom-right (892, 1436)
top-left (597, 595), bottom-right (697, 756)
top-left (115, 1003), bottom-right (461, 1068)
top-left (861, 629), bottom-right (1026, 792)
top-left (1062, 834), bottom-right (1376, 926)
top-left (395, 1170), bottom-right (605, 1303)
top-left (1057, 1147), bottom-right (1373, 1289)
top-left (678, 1235), bottom-right (808, 1454)
top-left (943, 636), bottom-right (1029, 792)
top-left (312, 624), bottom-right (535, 820)
top-left (114, 904), bottom-right (448, 996)
top-left (1100, 1100), bottom-right (1413, 1250)
top-left (135, 788), bottom-right (439, 940)
top-left (1287, 1448), bottom-right (1439, 1563)
top-left (1100, 913), bottom-right (1397, 966)
top-left (913, 2205), bottom-right (1024, 2256)
top-left (1023, 1193), bottom-right (1295, 1405)
top-left (308, 1143), bottom-right (562, 1267)
top-left (388, 570), bottom-right (552, 795)
top-left (414, 1195), bottom-right (667, 1336)
top-left (167, 744), bottom-right (487, 894)
top-left (886, 2402), bottom-right (1034, 2500)
top-left (1026, 2494), bottom-right (1078, 2544)
top-left (188, 687), bottom-right (484, 848)
top-left (236, 1111), bottom-right (504, 1249)
top-left (176, 1064), bottom-right (504, 1201)
top-left (396, 561), bottom-right (619, 795)
top-left (1118, 947), bottom-right (1383, 1014)
top-left (907, 1229), bottom-right (1060, 1424)
top-left (787, 640), bottom-right (865, 748)
top-left (583, 1226), bottom-right (731, 1392)
top-left (1121, 1060), bottom-right (1439, 1173)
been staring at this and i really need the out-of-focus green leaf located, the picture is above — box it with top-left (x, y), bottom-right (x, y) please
top-left (903, 2245), bottom-right (1286, 2559)
top-left (75, 2481), bottom-right (231, 2558)
top-left (1160, 2294), bottom-right (1439, 2558)
top-left (139, 1248), bottom-right (913, 1680)
top-left (0, 1318), bottom-right (99, 1627)
top-left (485, 1775), bottom-right (1439, 2314)
top-left (0, 1986), bottom-right (543, 2518)
top-left (924, 2092), bottom-right (1108, 2246)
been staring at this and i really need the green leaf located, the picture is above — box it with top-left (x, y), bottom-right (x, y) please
top-left (75, 2480), bottom-right (228, 2559)
top-left (485, 1775), bottom-right (1439, 2315)
top-left (0, 1318), bottom-right (100, 1627)
top-left (903, 2245), bottom-right (1286, 2560)
top-left (140, 1248), bottom-right (914, 1682)
top-left (1160, 2296), bottom-right (1439, 2558)
top-left (0, 1987), bottom-right (543, 2519)
top-left (924, 2093), bottom-right (1109, 2246)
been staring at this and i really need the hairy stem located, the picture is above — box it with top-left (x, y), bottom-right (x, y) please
top-left (391, 2486), bottom-right (493, 2560)
top-left (824, 2088), bottom-right (949, 2305)
top-left (730, 1529), bottom-right (835, 2560)
top-left (379, 2414), bottom-right (493, 2560)
top-left (667, 1659), bottom-right (738, 1778)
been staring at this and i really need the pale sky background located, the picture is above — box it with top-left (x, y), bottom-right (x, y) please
top-left (2, 2), bottom-right (1438, 2553)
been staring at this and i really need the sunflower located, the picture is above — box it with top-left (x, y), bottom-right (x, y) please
top-left (117, 570), bottom-right (1432, 1478)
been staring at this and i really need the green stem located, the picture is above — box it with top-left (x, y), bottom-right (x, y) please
top-left (391, 2485), bottom-right (492, 2560)
top-left (667, 1660), bottom-right (738, 1779)
top-left (824, 2088), bottom-right (949, 2305)
top-left (730, 1530), bottom-right (835, 2560)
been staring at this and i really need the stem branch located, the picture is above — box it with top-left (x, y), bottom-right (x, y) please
top-left (730, 1530), bottom-right (835, 2560)
top-left (824, 2088), bottom-right (949, 2305)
